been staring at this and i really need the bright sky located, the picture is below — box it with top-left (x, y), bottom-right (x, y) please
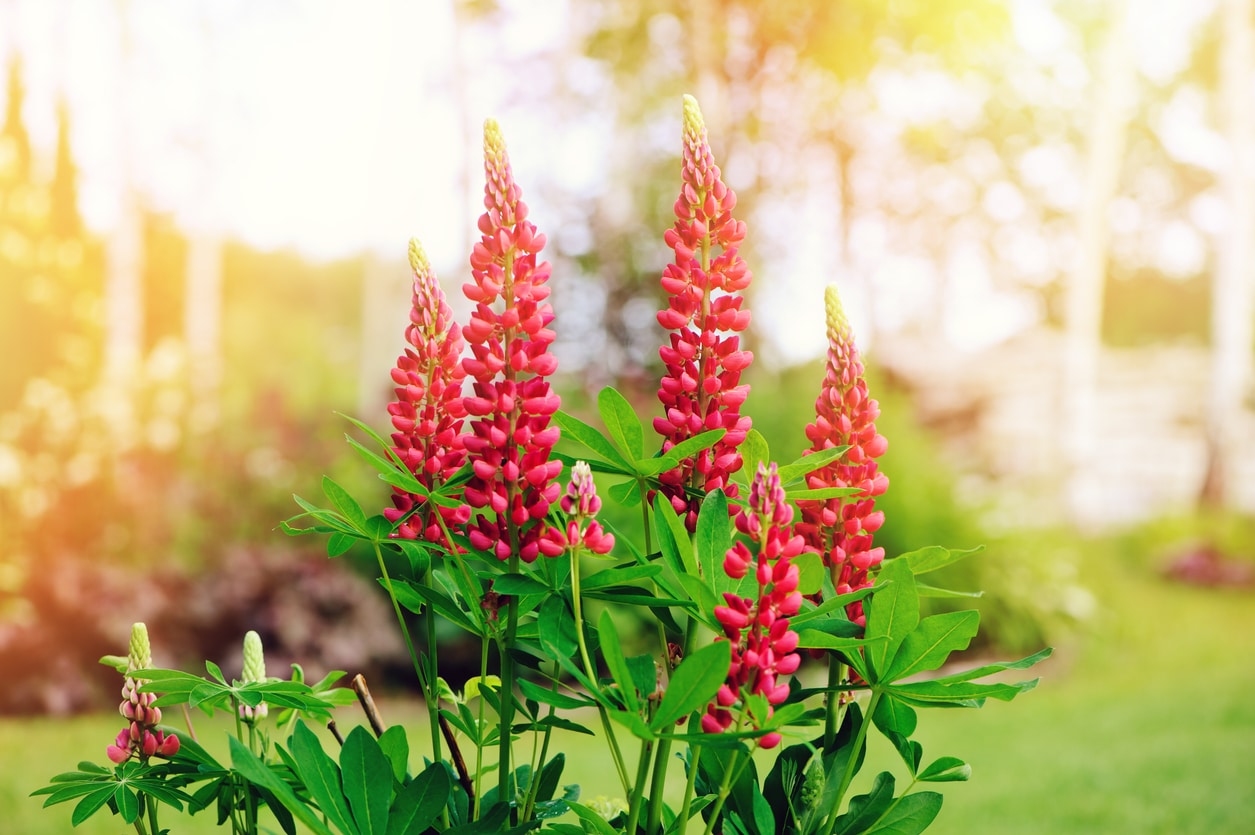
top-left (0, 0), bottom-right (1226, 362)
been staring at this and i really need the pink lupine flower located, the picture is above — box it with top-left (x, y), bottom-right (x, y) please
top-left (544, 460), bottom-right (615, 556)
top-left (795, 287), bottom-right (889, 627)
top-left (654, 95), bottom-right (753, 531)
top-left (107, 624), bottom-right (180, 764)
top-left (460, 119), bottom-right (564, 563)
top-left (702, 463), bottom-right (804, 749)
top-left (383, 239), bottom-right (471, 543)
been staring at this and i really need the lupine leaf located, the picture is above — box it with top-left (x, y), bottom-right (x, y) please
top-left (113, 784), bottom-right (139, 823)
top-left (865, 559), bottom-right (919, 682)
top-left (901, 545), bottom-right (984, 575)
top-left (598, 386), bottom-right (645, 462)
top-left (69, 785), bottom-right (117, 826)
top-left (917, 756), bottom-right (971, 783)
top-left (518, 679), bottom-right (594, 709)
top-left (581, 563), bottom-right (661, 590)
top-left (873, 694), bottom-right (918, 738)
top-left (378, 725), bottom-right (409, 784)
top-left (738, 429), bottom-right (770, 484)
top-left (659, 428), bottom-right (727, 466)
top-left (925, 647), bottom-right (1053, 685)
top-left (598, 610), bottom-right (638, 712)
top-left (786, 486), bottom-right (865, 501)
top-left (833, 771), bottom-right (895, 835)
top-left (863, 790), bottom-right (943, 834)
top-left (650, 641), bottom-right (731, 731)
top-left (342, 726), bottom-right (393, 835)
top-left (492, 573), bottom-right (550, 596)
top-left (322, 476), bottom-right (367, 531)
top-left (539, 596), bottom-right (579, 661)
top-left (553, 410), bottom-right (634, 472)
top-left (915, 583), bottom-right (983, 599)
top-left (608, 478), bottom-right (642, 507)
top-left (289, 722), bottom-right (358, 835)
top-left (386, 763), bottom-right (450, 835)
top-left (567, 801), bottom-right (620, 835)
top-left (888, 678), bottom-right (1039, 707)
top-left (885, 610), bottom-right (981, 681)
top-left (228, 735), bottom-right (335, 835)
top-left (695, 489), bottom-right (730, 582)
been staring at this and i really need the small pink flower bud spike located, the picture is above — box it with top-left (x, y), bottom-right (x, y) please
top-left (654, 95), bottom-right (753, 531)
top-left (795, 286), bottom-right (889, 627)
top-left (106, 623), bottom-right (179, 764)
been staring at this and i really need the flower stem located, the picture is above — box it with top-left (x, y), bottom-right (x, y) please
top-left (823, 659), bottom-right (847, 751)
top-left (675, 744), bottom-right (703, 835)
top-left (423, 564), bottom-right (444, 766)
top-left (624, 736), bottom-right (656, 835)
top-left (820, 691), bottom-right (881, 835)
top-left (700, 749), bottom-right (742, 835)
top-left (497, 550), bottom-right (521, 812)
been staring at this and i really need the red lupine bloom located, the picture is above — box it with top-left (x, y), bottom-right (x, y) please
top-left (460, 119), bottom-right (563, 563)
top-left (654, 95), bottom-right (753, 531)
top-left (702, 463), bottom-right (804, 749)
top-left (795, 286), bottom-right (889, 627)
top-left (383, 239), bottom-right (471, 543)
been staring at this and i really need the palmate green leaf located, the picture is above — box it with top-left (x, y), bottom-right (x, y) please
top-left (658, 428), bottom-right (726, 468)
top-left (926, 647), bottom-right (1053, 685)
top-left (675, 573), bottom-right (720, 630)
top-left (789, 585), bottom-right (879, 626)
top-left (384, 578), bottom-right (481, 636)
top-left (650, 641), bottom-right (731, 731)
top-left (581, 587), bottom-right (694, 610)
top-left (598, 386), bottom-right (645, 461)
top-left (229, 735), bottom-right (335, 835)
top-left (872, 694), bottom-right (918, 737)
top-left (865, 559), bottom-right (919, 682)
top-left (113, 783), bottom-right (140, 823)
top-left (901, 545), bottom-right (984, 575)
top-left (653, 492), bottom-right (697, 575)
top-left (598, 609), bottom-right (638, 713)
top-left (795, 630), bottom-right (877, 652)
top-left (608, 477), bottom-right (642, 507)
top-left (884, 610), bottom-right (981, 681)
top-left (34, 776), bottom-right (116, 806)
top-left (888, 677), bottom-right (1040, 708)
top-left (695, 489), bottom-right (730, 582)
top-left (386, 762), bottom-right (450, 835)
top-left (342, 726), bottom-right (393, 835)
top-left (737, 429), bottom-right (770, 484)
top-left (567, 801), bottom-right (620, 835)
top-left (864, 791), bottom-right (943, 834)
top-left (553, 410), bottom-right (634, 473)
top-left (290, 721), bottom-right (358, 835)
top-left (70, 785), bottom-right (118, 826)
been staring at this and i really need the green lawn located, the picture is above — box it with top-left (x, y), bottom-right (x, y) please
top-left (7, 559), bottom-right (1253, 834)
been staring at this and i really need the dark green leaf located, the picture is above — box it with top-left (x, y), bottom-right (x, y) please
top-left (378, 725), bottom-right (409, 784)
top-left (493, 573), bottom-right (549, 596)
top-left (342, 726), bottom-right (393, 835)
top-left (113, 783), bottom-right (139, 823)
top-left (598, 387), bottom-right (645, 461)
top-left (289, 722), bottom-right (358, 835)
top-left (581, 563), bottom-right (662, 590)
top-left (69, 785), bottom-right (117, 826)
top-left (386, 762), bottom-right (450, 835)
top-left (864, 790), bottom-right (942, 834)
top-left (651, 641), bottom-right (731, 731)
top-left (834, 771), bottom-right (895, 835)
top-left (539, 596), bottom-right (579, 661)
top-left (885, 610), bottom-right (980, 681)
top-left (599, 610), bottom-right (638, 712)
top-left (786, 486), bottom-right (865, 501)
top-left (873, 694), bottom-right (918, 738)
top-left (917, 757), bottom-right (971, 783)
top-left (229, 735), bottom-right (335, 835)
top-left (517, 678), bottom-right (594, 709)
top-left (567, 801), bottom-right (619, 835)
top-left (323, 476), bottom-right (367, 531)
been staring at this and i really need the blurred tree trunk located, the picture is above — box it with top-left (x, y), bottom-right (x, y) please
top-left (1201, 0), bottom-right (1255, 507)
top-left (1062, 0), bottom-right (1135, 526)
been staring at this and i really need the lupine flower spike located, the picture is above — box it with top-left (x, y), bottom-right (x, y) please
top-left (795, 286), bottom-right (889, 627)
top-left (239, 630), bottom-right (268, 722)
top-left (654, 95), bottom-right (754, 531)
top-left (703, 463), bottom-right (804, 749)
top-left (461, 119), bottom-right (564, 562)
top-left (383, 239), bottom-right (471, 543)
top-left (554, 461), bottom-right (615, 555)
top-left (107, 623), bottom-right (179, 764)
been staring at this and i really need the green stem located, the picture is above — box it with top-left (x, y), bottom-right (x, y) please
top-left (820, 691), bottom-right (881, 835)
top-left (424, 565), bottom-right (444, 767)
top-left (823, 659), bottom-right (847, 751)
top-left (700, 749), bottom-right (741, 835)
top-left (474, 638), bottom-right (491, 819)
top-left (520, 700), bottom-right (556, 822)
top-left (675, 744), bottom-right (703, 835)
top-left (624, 737), bottom-right (656, 835)
top-left (497, 551), bottom-right (521, 812)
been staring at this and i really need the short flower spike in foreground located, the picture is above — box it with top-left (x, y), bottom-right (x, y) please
top-left (106, 623), bottom-right (179, 764)
top-left (654, 95), bottom-right (754, 531)
top-left (796, 286), bottom-right (889, 626)
top-left (383, 239), bottom-right (470, 543)
top-left (461, 119), bottom-right (563, 562)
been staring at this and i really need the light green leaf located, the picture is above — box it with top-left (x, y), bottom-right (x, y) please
top-left (863, 790), bottom-right (942, 834)
top-left (865, 559), bottom-right (919, 681)
top-left (885, 610), bottom-right (980, 681)
top-left (695, 490), bottom-right (731, 582)
top-left (378, 725), bottom-right (409, 784)
top-left (901, 545), bottom-right (984, 575)
top-left (598, 387), bottom-right (645, 461)
top-left (926, 647), bottom-right (1053, 685)
top-left (229, 735), bottom-right (335, 835)
top-left (917, 757), bottom-right (971, 783)
top-left (289, 722), bottom-right (358, 835)
top-left (738, 429), bottom-right (769, 484)
top-left (775, 444), bottom-right (849, 486)
top-left (650, 641), bottom-right (731, 731)
top-left (322, 476), bottom-right (367, 532)
top-left (386, 763), bottom-right (450, 835)
top-left (794, 551), bottom-right (825, 596)
top-left (599, 609), bottom-right (638, 712)
top-left (342, 726), bottom-right (393, 835)
top-left (553, 409), bottom-right (634, 472)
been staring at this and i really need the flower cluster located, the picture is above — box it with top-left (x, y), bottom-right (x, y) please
top-left (703, 463), bottom-right (804, 749)
top-left (383, 239), bottom-right (471, 543)
top-left (461, 119), bottom-right (563, 562)
top-left (548, 460), bottom-right (615, 555)
top-left (106, 623), bottom-right (179, 764)
top-left (654, 95), bottom-right (753, 531)
top-left (795, 287), bottom-right (889, 626)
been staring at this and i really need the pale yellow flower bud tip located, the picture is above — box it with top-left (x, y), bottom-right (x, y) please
top-left (824, 285), bottom-right (851, 340)
top-left (242, 630), bottom-right (267, 683)
top-left (127, 623), bottom-right (151, 672)
top-left (483, 118), bottom-right (506, 162)
top-left (408, 237), bottom-right (430, 276)
top-left (682, 94), bottom-right (704, 136)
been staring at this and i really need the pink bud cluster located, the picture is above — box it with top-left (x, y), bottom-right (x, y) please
top-left (702, 463), bottom-right (804, 749)
top-left (106, 676), bottom-right (179, 764)
top-left (796, 287), bottom-right (889, 627)
top-left (544, 461), bottom-right (615, 555)
top-left (654, 95), bottom-right (753, 532)
top-left (384, 240), bottom-right (471, 542)
top-left (461, 119), bottom-right (563, 562)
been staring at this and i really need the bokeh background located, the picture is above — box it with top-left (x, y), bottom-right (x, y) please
top-left (2, 0), bottom-right (1253, 831)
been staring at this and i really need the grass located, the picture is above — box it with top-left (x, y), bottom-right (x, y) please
top-left (6, 552), bottom-right (1254, 834)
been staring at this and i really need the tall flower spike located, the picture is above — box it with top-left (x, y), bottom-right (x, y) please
top-left (795, 287), bottom-right (889, 627)
top-left (654, 95), bottom-right (753, 531)
top-left (108, 623), bottom-right (179, 764)
top-left (461, 119), bottom-right (564, 562)
top-left (703, 463), bottom-right (804, 749)
top-left (383, 239), bottom-right (471, 543)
